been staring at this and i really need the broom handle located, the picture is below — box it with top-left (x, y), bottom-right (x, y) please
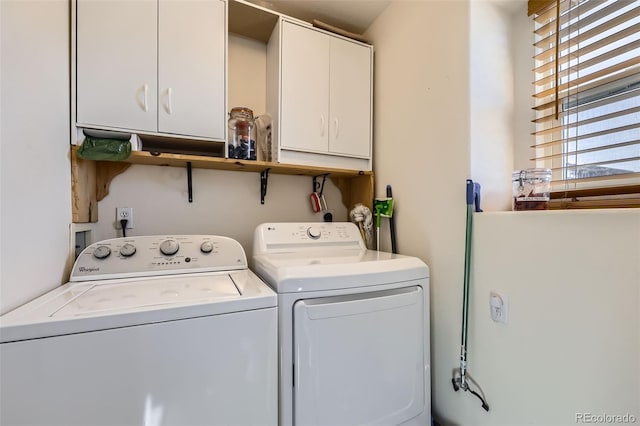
top-left (460, 203), bottom-right (473, 383)
top-left (387, 185), bottom-right (397, 254)
top-left (459, 180), bottom-right (478, 384)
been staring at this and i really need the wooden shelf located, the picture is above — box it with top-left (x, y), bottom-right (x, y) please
top-left (120, 149), bottom-right (371, 178)
top-left (71, 146), bottom-right (374, 222)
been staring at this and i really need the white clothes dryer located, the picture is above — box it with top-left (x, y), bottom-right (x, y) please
top-left (1, 235), bottom-right (277, 426)
top-left (252, 222), bottom-right (430, 426)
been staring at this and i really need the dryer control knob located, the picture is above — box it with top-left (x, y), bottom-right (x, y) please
top-left (307, 227), bottom-right (321, 239)
top-left (93, 245), bottom-right (111, 259)
top-left (119, 243), bottom-right (136, 257)
top-left (200, 241), bottom-right (214, 254)
top-left (160, 239), bottom-right (180, 256)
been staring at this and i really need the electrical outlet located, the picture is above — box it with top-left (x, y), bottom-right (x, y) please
top-left (116, 207), bottom-right (134, 229)
top-left (490, 291), bottom-right (508, 324)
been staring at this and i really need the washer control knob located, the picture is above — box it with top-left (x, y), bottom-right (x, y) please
top-left (307, 227), bottom-right (321, 239)
top-left (159, 239), bottom-right (179, 256)
top-left (119, 243), bottom-right (136, 257)
top-left (200, 241), bottom-right (214, 254)
top-left (93, 245), bottom-right (111, 259)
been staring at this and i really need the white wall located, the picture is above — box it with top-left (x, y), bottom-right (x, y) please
top-left (0, 1), bottom-right (71, 314)
top-left (228, 33), bottom-right (267, 116)
top-left (367, 1), bottom-right (640, 425)
top-left (94, 165), bottom-right (345, 261)
top-left (469, 1), bottom-right (513, 211)
top-left (467, 210), bottom-right (640, 426)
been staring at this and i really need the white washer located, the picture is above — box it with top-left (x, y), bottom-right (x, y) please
top-left (1, 235), bottom-right (277, 426)
top-left (252, 222), bottom-right (430, 426)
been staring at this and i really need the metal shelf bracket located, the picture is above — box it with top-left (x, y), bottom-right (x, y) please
top-left (260, 168), bottom-right (270, 204)
top-left (187, 161), bottom-right (193, 203)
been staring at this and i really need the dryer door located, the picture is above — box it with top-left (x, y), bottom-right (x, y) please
top-left (293, 286), bottom-right (425, 426)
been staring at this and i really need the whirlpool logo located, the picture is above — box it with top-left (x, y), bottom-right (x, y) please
top-left (79, 266), bottom-right (99, 273)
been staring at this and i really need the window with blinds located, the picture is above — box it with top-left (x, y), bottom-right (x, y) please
top-left (528, 0), bottom-right (640, 208)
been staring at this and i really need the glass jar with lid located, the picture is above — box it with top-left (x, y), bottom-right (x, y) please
top-left (512, 168), bottom-right (552, 210)
top-left (228, 107), bottom-right (256, 160)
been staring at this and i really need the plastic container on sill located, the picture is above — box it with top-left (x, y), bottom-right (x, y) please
top-left (512, 168), bottom-right (552, 211)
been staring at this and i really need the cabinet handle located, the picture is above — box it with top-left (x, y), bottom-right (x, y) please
top-left (320, 115), bottom-right (325, 137)
top-left (334, 118), bottom-right (339, 139)
top-left (142, 83), bottom-right (148, 112)
top-left (167, 88), bottom-right (173, 115)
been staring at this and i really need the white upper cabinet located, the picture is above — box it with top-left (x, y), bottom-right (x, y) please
top-left (280, 22), bottom-right (330, 153)
top-left (77, 0), bottom-right (158, 133)
top-left (328, 37), bottom-right (372, 158)
top-left (158, 0), bottom-right (225, 138)
top-left (270, 20), bottom-right (373, 170)
top-left (76, 0), bottom-right (226, 141)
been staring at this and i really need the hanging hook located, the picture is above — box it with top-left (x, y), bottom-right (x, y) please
top-left (313, 174), bottom-right (328, 196)
top-left (319, 174), bottom-right (327, 197)
top-left (260, 168), bottom-right (270, 204)
top-left (187, 161), bottom-right (193, 203)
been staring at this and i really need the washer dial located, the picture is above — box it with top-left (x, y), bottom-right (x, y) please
top-left (93, 245), bottom-right (111, 259)
top-left (159, 239), bottom-right (180, 256)
top-left (200, 241), bottom-right (214, 254)
top-left (119, 243), bottom-right (136, 257)
top-left (307, 227), bottom-right (321, 239)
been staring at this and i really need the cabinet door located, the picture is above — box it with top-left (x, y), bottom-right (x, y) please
top-left (280, 22), bottom-right (330, 153)
top-left (76, 0), bottom-right (157, 132)
top-left (329, 38), bottom-right (372, 158)
top-left (158, 0), bottom-right (226, 140)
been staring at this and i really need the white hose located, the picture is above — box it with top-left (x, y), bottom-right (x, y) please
top-left (349, 203), bottom-right (374, 249)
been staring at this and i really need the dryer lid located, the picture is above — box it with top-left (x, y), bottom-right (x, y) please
top-left (253, 250), bottom-right (429, 293)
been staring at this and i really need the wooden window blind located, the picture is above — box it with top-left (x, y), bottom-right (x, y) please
top-left (528, 0), bottom-right (640, 209)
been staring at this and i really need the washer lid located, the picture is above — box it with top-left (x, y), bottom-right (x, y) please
top-left (0, 270), bottom-right (276, 343)
top-left (253, 250), bottom-right (429, 293)
top-left (54, 274), bottom-right (239, 318)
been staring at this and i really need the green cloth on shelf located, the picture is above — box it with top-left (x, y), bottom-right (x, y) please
top-left (77, 136), bottom-right (131, 161)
